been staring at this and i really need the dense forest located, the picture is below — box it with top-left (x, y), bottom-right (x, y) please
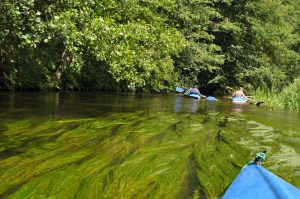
top-left (0, 0), bottom-right (299, 93)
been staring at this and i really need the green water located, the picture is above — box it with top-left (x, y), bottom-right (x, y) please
top-left (0, 92), bottom-right (299, 198)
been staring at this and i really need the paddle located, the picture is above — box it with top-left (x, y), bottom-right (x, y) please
top-left (246, 96), bottom-right (264, 106)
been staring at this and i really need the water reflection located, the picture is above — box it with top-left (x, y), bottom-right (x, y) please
top-left (206, 100), bottom-right (217, 112)
top-left (231, 104), bottom-right (245, 113)
top-left (53, 92), bottom-right (61, 119)
top-left (188, 99), bottom-right (199, 113)
top-left (174, 96), bottom-right (200, 113)
top-left (174, 96), bottom-right (183, 112)
top-left (0, 92), bottom-right (299, 129)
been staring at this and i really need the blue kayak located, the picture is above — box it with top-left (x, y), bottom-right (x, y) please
top-left (184, 93), bottom-right (201, 100)
top-left (207, 96), bottom-right (217, 101)
top-left (232, 96), bottom-right (248, 104)
top-left (175, 87), bottom-right (185, 93)
top-left (222, 163), bottom-right (300, 199)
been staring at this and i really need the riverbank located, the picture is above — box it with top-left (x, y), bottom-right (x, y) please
top-left (253, 80), bottom-right (300, 111)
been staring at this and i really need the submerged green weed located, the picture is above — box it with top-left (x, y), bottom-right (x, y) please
top-left (0, 112), bottom-right (299, 198)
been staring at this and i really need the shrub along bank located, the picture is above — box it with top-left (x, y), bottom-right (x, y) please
top-left (0, 0), bottom-right (299, 94)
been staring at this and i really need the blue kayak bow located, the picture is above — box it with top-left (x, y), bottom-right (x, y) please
top-left (222, 164), bottom-right (300, 199)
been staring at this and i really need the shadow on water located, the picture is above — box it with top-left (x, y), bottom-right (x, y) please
top-left (0, 92), bottom-right (299, 198)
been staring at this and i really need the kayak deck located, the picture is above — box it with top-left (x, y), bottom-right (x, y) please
top-left (222, 163), bottom-right (300, 199)
top-left (232, 97), bottom-right (248, 104)
top-left (184, 93), bottom-right (201, 100)
top-left (175, 87), bottom-right (185, 93)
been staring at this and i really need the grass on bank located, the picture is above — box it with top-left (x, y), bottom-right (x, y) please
top-left (253, 80), bottom-right (300, 111)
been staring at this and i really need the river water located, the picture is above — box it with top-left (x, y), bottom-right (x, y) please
top-left (0, 92), bottom-right (299, 198)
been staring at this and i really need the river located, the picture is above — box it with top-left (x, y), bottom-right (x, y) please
top-left (0, 92), bottom-right (299, 198)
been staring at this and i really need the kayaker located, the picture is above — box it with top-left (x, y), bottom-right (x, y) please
top-left (232, 87), bottom-right (248, 100)
top-left (185, 85), bottom-right (206, 97)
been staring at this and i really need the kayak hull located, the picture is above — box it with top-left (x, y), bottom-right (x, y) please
top-left (184, 93), bottom-right (201, 100)
top-left (222, 164), bottom-right (300, 199)
top-left (232, 97), bottom-right (248, 104)
top-left (175, 87), bottom-right (185, 93)
top-left (207, 96), bottom-right (217, 101)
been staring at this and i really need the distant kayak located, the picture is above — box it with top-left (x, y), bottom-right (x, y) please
top-left (232, 97), bottom-right (248, 104)
top-left (207, 96), bottom-right (217, 101)
top-left (175, 87), bottom-right (185, 93)
top-left (222, 163), bottom-right (300, 199)
top-left (184, 93), bottom-right (201, 100)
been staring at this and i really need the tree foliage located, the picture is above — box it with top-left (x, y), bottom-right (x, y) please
top-left (0, 0), bottom-right (299, 92)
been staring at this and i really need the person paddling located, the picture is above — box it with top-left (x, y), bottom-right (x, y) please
top-left (232, 87), bottom-right (248, 100)
top-left (185, 85), bottom-right (206, 98)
